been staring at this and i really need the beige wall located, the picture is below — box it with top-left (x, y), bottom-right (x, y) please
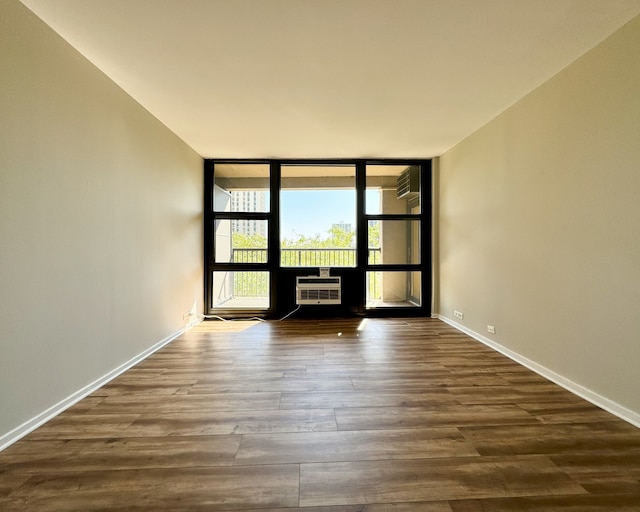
top-left (438, 14), bottom-right (640, 420)
top-left (0, 1), bottom-right (203, 442)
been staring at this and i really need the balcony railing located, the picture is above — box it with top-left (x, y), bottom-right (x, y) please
top-left (232, 248), bottom-right (382, 266)
top-left (218, 248), bottom-right (382, 302)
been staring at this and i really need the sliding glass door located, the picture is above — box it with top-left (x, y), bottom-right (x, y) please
top-left (365, 164), bottom-right (423, 309)
top-left (207, 162), bottom-right (271, 311)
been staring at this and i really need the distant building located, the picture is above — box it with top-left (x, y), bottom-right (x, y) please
top-left (332, 222), bottom-right (353, 233)
top-left (231, 191), bottom-right (267, 237)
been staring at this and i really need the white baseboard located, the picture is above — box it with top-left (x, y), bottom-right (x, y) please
top-left (435, 314), bottom-right (640, 429)
top-left (0, 320), bottom-right (202, 452)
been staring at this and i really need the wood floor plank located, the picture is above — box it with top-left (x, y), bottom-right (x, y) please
top-left (335, 404), bottom-right (539, 430)
top-left (351, 373), bottom-right (512, 389)
top-left (222, 506), bottom-right (381, 512)
top-left (234, 504), bottom-right (454, 512)
top-left (188, 376), bottom-right (355, 393)
top-left (299, 456), bottom-right (587, 507)
top-left (133, 357), bottom-right (235, 369)
top-left (161, 368), bottom-right (295, 379)
top-left (235, 428), bottom-right (479, 465)
top-left (124, 409), bottom-right (337, 436)
top-left (0, 473), bottom-right (31, 498)
top-left (447, 383), bottom-right (579, 405)
top-left (550, 449), bottom-right (640, 494)
top-left (8, 465), bottom-right (299, 511)
top-left (280, 389), bottom-right (460, 409)
top-left (25, 414), bottom-right (140, 440)
top-left (60, 395), bottom-right (105, 413)
top-left (495, 371), bottom-right (553, 385)
top-left (303, 361), bottom-right (447, 374)
top-left (363, 503), bottom-right (454, 512)
top-left (228, 363), bottom-right (309, 372)
top-left (449, 494), bottom-right (640, 511)
top-left (94, 379), bottom-right (199, 397)
top-left (517, 401), bottom-right (621, 424)
top-left (91, 392), bottom-right (282, 414)
top-left (188, 320), bottom-right (263, 333)
top-left (459, 422), bottom-right (640, 456)
top-left (0, 435), bottom-right (241, 472)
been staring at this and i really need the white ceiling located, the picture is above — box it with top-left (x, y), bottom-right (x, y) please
top-left (19, 0), bottom-right (640, 159)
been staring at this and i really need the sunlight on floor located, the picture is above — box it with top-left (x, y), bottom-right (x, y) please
top-left (188, 320), bottom-right (261, 333)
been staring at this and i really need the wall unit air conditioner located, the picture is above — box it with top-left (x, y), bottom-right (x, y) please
top-left (296, 276), bottom-right (341, 305)
top-left (396, 166), bottom-right (420, 199)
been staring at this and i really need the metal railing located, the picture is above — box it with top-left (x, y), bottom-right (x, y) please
top-left (281, 248), bottom-right (355, 267)
top-left (367, 271), bottom-right (381, 300)
top-left (232, 248), bottom-right (382, 266)
top-left (232, 249), bottom-right (268, 263)
top-left (231, 271), bottom-right (269, 299)
top-left (223, 248), bottom-right (382, 300)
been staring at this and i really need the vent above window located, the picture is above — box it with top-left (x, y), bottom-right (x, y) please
top-left (396, 166), bottom-right (420, 199)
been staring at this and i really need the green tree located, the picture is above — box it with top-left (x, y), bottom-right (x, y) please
top-left (232, 232), bottom-right (267, 248)
top-left (327, 224), bottom-right (355, 248)
top-left (368, 221), bottom-right (380, 249)
top-left (232, 232), bottom-right (267, 263)
top-left (282, 224), bottom-right (355, 249)
top-left (281, 225), bottom-right (356, 266)
top-left (281, 232), bottom-right (325, 249)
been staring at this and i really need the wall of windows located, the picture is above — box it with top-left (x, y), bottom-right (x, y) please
top-left (204, 160), bottom-right (431, 317)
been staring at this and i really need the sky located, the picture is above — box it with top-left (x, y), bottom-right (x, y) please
top-left (280, 190), bottom-right (380, 239)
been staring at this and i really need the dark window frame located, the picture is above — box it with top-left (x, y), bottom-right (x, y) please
top-left (204, 159), bottom-right (432, 318)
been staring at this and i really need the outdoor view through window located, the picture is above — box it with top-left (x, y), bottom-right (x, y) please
top-left (211, 163), bottom-right (421, 310)
top-left (213, 163), bottom-right (270, 309)
top-left (280, 165), bottom-right (358, 268)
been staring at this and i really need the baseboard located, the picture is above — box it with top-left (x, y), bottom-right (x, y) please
top-left (434, 314), bottom-right (640, 429)
top-left (0, 319), bottom-right (201, 452)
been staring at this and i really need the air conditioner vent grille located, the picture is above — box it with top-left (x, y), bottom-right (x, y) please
top-left (300, 289), bottom-right (340, 301)
top-left (296, 275), bottom-right (341, 305)
top-left (397, 166), bottom-right (420, 199)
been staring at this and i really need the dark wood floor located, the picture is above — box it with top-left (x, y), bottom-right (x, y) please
top-left (2, 318), bottom-right (640, 511)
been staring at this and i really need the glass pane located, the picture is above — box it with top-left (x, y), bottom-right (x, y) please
top-left (368, 219), bottom-right (420, 265)
top-left (366, 271), bottom-right (421, 308)
top-left (214, 219), bottom-right (268, 263)
top-left (281, 165), bottom-right (356, 268)
top-left (214, 163), bottom-right (270, 212)
top-left (366, 164), bottom-right (420, 214)
top-left (212, 271), bottom-right (269, 309)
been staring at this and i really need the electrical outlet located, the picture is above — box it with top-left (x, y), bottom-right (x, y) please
top-left (184, 298), bottom-right (198, 322)
top-left (454, 310), bottom-right (464, 320)
top-left (487, 325), bottom-right (495, 334)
